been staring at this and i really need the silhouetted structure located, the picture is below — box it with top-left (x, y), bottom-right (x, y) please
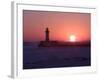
top-left (38, 28), bottom-right (90, 47)
top-left (45, 28), bottom-right (49, 41)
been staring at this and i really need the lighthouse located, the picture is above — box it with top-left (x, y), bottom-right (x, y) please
top-left (45, 27), bottom-right (49, 42)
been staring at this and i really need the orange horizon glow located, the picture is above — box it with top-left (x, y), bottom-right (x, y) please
top-left (23, 10), bottom-right (90, 42)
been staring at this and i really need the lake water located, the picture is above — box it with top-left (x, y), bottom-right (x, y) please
top-left (23, 42), bottom-right (91, 69)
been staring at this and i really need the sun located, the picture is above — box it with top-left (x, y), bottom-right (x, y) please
top-left (69, 35), bottom-right (76, 42)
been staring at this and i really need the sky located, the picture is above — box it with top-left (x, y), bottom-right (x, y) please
top-left (23, 10), bottom-right (91, 42)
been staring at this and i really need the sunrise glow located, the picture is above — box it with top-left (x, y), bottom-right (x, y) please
top-left (69, 35), bottom-right (76, 42)
top-left (23, 10), bottom-right (90, 42)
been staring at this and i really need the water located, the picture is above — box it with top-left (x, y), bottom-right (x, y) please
top-left (23, 42), bottom-right (91, 69)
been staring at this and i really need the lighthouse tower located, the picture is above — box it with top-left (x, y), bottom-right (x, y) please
top-left (45, 28), bottom-right (49, 42)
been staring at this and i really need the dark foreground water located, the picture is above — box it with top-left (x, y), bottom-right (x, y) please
top-left (23, 42), bottom-right (91, 69)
